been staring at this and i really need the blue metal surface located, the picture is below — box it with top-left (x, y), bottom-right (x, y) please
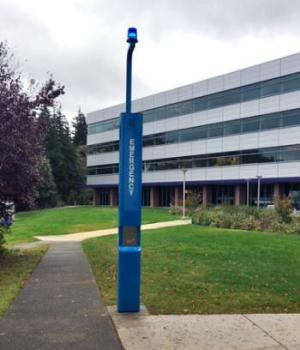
top-left (126, 45), bottom-right (134, 113)
top-left (117, 246), bottom-right (141, 312)
top-left (117, 112), bottom-right (143, 312)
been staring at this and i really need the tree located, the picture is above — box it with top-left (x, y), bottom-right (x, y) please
top-left (73, 144), bottom-right (92, 204)
top-left (0, 42), bottom-right (63, 251)
top-left (0, 41), bottom-right (64, 210)
top-left (36, 157), bottom-right (58, 208)
top-left (42, 106), bottom-right (81, 204)
top-left (72, 108), bottom-right (87, 146)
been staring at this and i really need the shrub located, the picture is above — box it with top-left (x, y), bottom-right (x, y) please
top-left (192, 208), bottom-right (212, 226)
top-left (274, 195), bottom-right (293, 223)
top-left (256, 209), bottom-right (279, 230)
top-left (169, 204), bottom-right (182, 216)
top-left (192, 205), bottom-right (292, 234)
top-left (0, 201), bottom-right (13, 255)
top-left (287, 219), bottom-right (300, 234)
top-left (185, 192), bottom-right (202, 215)
top-left (0, 227), bottom-right (6, 256)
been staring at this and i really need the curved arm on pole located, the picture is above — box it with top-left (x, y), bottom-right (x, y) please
top-left (126, 43), bottom-right (135, 114)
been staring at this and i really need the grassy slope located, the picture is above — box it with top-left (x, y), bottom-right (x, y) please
top-left (0, 246), bottom-right (47, 316)
top-left (6, 206), bottom-right (177, 244)
top-left (83, 225), bottom-right (300, 314)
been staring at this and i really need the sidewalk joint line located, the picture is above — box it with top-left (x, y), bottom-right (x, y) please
top-left (242, 314), bottom-right (289, 350)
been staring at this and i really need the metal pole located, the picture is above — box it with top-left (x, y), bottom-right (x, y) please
top-left (246, 179), bottom-right (250, 207)
top-left (126, 43), bottom-right (135, 113)
top-left (182, 169), bottom-right (187, 218)
top-left (257, 176), bottom-right (262, 208)
top-left (117, 28), bottom-right (142, 313)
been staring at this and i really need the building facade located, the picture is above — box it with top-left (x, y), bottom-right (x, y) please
top-left (87, 53), bottom-right (300, 208)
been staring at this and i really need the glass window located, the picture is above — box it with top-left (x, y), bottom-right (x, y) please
top-left (88, 126), bottom-right (95, 134)
top-left (241, 85), bottom-right (260, 102)
top-left (143, 135), bottom-right (155, 147)
top-left (224, 120), bottom-right (241, 136)
top-left (155, 133), bottom-right (165, 145)
top-left (282, 109), bottom-right (300, 127)
top-left (260, 80), bottom-right (281, 98)
top-left (144, 110), bottom-right (157, 122)
top-left (280, 145), bottom-right (300, 162)
top-left (156, 161), bottom-right (167, 170)
top-left (241, 152), bottom-right (259, 164)
top-left (88, 144), bottom-right (300, 175)
top-left (208, 124), bottom-right (223, 138)
top-left (282, 73), bottom-right (300, 93)
top-left (222, 89), bottom-right (241, 105)
top-left (88, 73), bottom-right (300, 135)
top-left (113, 119), bottom-right (120, 128)
top-left (193, 97), bottom-right (208, 112)
top-left (178, 101), bottom-right (194, 115)
top-left (194, 126), bottom-right (208, 140)
top-left (260, 114), bottom-right (280, 130)
top-left (192, 157), bottom-right (207, 168)
top-left (179, 159), bottom-right (192, 169)
top-left (242, 116), bottom-right (260, 133)
top-left (162, 106), bottom-right (174, 119)
top-left (216, 156), bottom-right (240, 166)
top-left (165, 160), bottom-right (177, 169)
top-left (88, 109), bottom-right (300, 156)
top-left (180, 126), bottom-right (207, 142)
top-left (207, 157), bottom-right (218, 167)
top-left (87, 145), bottom-right (94, 154)
top-left (208, 94), bottom-right (224, 109)
top-left (258, 149), bottom-right (277, 163)
top-left (165, 131), bottom-right (179, 144)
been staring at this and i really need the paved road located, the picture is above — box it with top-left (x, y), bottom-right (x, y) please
top-left (0, 243), bottom-right (123, 350)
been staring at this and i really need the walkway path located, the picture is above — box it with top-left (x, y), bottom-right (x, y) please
top-left (0, 243), bottom-right (122, 350)
top-left (5, 219), bottom-right (300, 349)
top-left (35, 218), bottom-right (191, 242)
top-left (109, 310), bottom-right (300, 350)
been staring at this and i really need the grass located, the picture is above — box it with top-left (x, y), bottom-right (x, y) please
top-left (82, 225), bottom-right (300, 314)
top-left (6, 206), bottom-right (178, 244)
top-left (0, 246), bottom-right (47, 316)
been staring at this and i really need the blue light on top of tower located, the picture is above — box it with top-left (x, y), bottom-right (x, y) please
top-left (127, 27), bottom-right (138, 43)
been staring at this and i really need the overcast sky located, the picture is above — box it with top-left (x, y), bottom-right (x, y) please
top-left (1, 0), bottom-right (300, 120)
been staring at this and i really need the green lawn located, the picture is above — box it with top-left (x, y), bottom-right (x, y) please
top-left (0, 246), bottom-right (47, 316)
top-left (6, 206), bottom-right (177, 244)
top-left (82, 225), bottom-right (300, 314)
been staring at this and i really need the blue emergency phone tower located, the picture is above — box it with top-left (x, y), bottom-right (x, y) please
top-left (117, 28), bottom-right (142, 312)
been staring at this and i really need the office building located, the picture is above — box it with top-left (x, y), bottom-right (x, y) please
top-left (87, 53), bottom-right (300, 208)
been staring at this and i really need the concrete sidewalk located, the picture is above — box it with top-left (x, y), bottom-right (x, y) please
top-left (109, 310), bottom-right (300, 350)
top-left (5, 221), bottom-right (300, 350)
top-left (0, 243), bottom-right (122, 350)
top-left (35, 219), bottom-right (191, 242)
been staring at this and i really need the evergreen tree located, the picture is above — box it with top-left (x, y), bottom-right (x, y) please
top-left (42, 106), bottom-right (81, 204)
top-left (36, 157), bottom-right (58, 208)
top-left (72, 108), bottom-right (87, 146)
top-left (73, 144), bottom-right (92, 204)
top-left (72, 108), bottom-right (90, 204)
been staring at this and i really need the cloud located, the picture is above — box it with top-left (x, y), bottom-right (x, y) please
top-left (1, 0), bottom-right (300, 120)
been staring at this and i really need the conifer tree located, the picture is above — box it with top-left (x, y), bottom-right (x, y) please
top-left (36, 157), bottom-right (58, 208)
top-left (72, 108), bottom-right (87, 146)
top-left (42, 106), bottom-right (81, 204)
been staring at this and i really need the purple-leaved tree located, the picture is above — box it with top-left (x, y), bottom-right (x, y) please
top-left (0, 42), bottom-right (64, 211)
